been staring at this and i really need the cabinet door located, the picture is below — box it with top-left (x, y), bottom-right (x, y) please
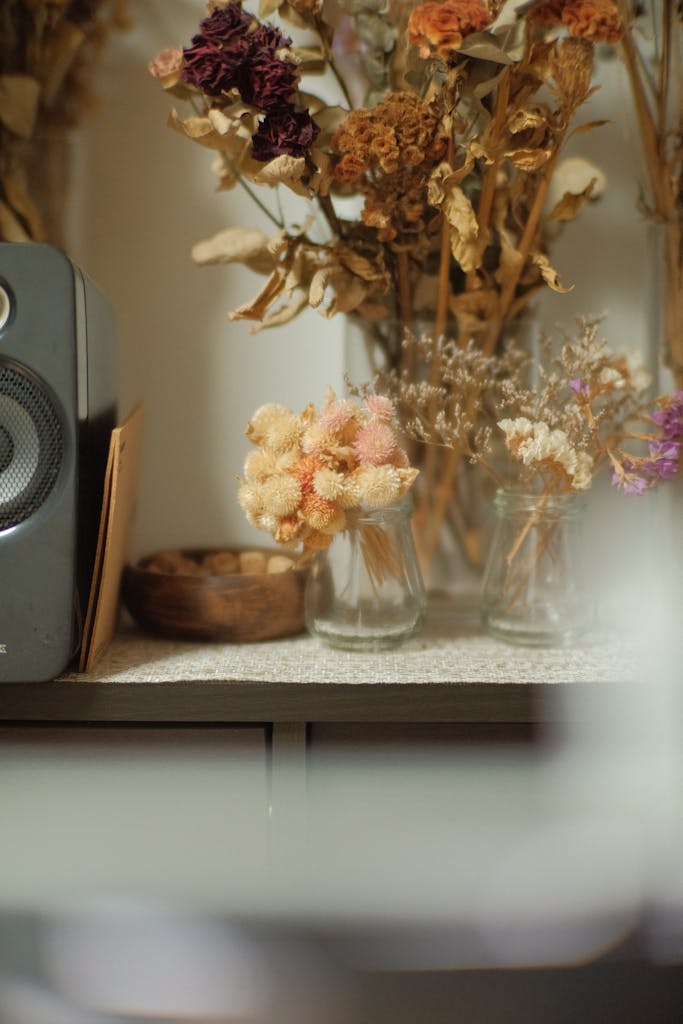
top-left (0, 726), bottom-right (269, 911)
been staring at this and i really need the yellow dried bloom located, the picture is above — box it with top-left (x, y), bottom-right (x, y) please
top-left (237, 481), bottom-right (263, 516)
top-left (355, 465), bottom-right (401, 507)
top-left (244, 448), bottom-right (278, 482)
top-left (313, 467), bottom-right (346, 501)
top-left (264, 412), bottom-right (303, 453)
top-left (246, 403), bottom-right (294, 444)
top-left (301, 422), bottom-right (334, 457)
top-left (261, 474), bottom-right (302, 516)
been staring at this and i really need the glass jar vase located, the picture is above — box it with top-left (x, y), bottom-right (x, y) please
top-left (481, 490), bottom-right (591, 647)
top-left (304, 498), bottom-right (426, 651)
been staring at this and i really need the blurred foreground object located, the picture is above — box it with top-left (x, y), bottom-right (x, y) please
top-left (0, 0), bottom-right (130, 245)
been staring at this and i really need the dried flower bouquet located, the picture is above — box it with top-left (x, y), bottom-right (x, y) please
top-left (237, 391), bottom-right (419, 583)
top-left (150, 0), bottom-right (627, 579)
top-left (365, 317), bottom-right (683, 496)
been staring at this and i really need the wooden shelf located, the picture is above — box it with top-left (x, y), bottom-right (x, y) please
top-left (0, 610), bottom-right (636, 725)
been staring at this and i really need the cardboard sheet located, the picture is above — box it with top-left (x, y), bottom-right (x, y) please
top-left (79, 404), bottom-right (143, 672)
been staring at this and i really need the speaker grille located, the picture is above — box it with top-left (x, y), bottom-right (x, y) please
top-left (0, 365), bottom-right (64, 531)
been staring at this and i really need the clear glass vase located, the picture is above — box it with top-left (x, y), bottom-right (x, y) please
top-left (304, 498), bottom-right (426, 651)
top-left (481, 490), bottom-right (591, 647)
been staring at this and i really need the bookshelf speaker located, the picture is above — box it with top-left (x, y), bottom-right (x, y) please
top-left (0, 243), bottom-right (116, 682)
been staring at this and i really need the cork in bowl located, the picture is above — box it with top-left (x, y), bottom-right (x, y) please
top-left (122, 547), bottom-right (308, 642)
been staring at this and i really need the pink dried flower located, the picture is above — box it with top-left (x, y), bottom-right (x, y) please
top-left (365, 394), bottom-right (395, 422)
top-left (353, 421), bottom-right (398, 467)
top-left (148, 48), bottom-right (184, 88)
top-left (317, 398), bottom-right (357, 434)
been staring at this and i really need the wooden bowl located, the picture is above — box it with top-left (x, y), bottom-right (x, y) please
top-left (121, 547), bottom-right (308, 642)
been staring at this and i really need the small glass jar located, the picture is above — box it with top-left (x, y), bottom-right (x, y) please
top-left (481, 489), bottom-right (591, 647)
top-left (304, 497), bottom-right (426, 651)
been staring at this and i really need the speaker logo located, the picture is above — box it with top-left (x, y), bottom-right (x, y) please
top-left (0, 644), bottom-right (6, 654)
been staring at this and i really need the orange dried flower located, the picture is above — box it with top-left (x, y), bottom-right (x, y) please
top-left (301, 491), bottom-right (338, 530)
top-left (407, 0), bottom-right (493, 62)
top-left (291, 454), bottom-right (326, 494)
top-left (332, 93), bottom-right (447, 182)
top-left (332, 93), bottom-right (447, 242)
top-left (561, 0), bottom-right (623, 44)
top-left (529, 1), bottom-right (564, 27)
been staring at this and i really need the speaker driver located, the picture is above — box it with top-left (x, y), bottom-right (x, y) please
top-left (0, 365), bottom-right (64, 531)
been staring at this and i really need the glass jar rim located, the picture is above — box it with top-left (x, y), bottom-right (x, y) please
top-left (350, 493), bottom-right (414, 522)
top-left (493, 488), bottom-right (586, 515)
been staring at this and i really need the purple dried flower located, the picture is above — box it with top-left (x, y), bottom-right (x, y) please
top-left (569, 378), bottom-right (590, 395)
top-left (611, 466), bottom-right (650, 495)
top-left (251, 106), bottom-right (320, 162)
top-left (238, 54), bottom-right (298, 110)
top-left (651, 391), bottom-right (683, 440)
top-left (642, 439), bottom-right (681, 480)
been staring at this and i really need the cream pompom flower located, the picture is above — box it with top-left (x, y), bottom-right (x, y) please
top-left (261, 474), bottom-right (302, 516)
top-left (355, 465), bottom-right (401, 507)
top-left (247, 403), bottom-right (294, 444)
top-left (313, 467), bottom-right (346, 501)
top-left (237, 481), bottom-right (264, 517)
top-left (244, 448), bottom-right (278, 483)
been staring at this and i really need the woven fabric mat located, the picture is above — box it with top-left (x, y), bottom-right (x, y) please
top-left (66, 614), bottom-right (634, 686)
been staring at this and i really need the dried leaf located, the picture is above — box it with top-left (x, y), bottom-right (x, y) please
top-left (309, 266), bottom-right (371, 317)
top-left (574, 119), bottom-right (611, 134)
top-left (192, 227), bottom-right (274, 274)
top-left (0, 75), bottom-right (40, 139)
top-left (168, 109), bottom-right (232, 150)
top-left (229, 270), bottom-right (287, 322)
top-left (292, 47), bottom-right (327, 72)
top-left (457, 31), bottom-right (514, 65)
top-left (548, 180), bottom-right (597, 222)
top-left (505, 147), bottom-right (552, 171)
top-left (507, 107), bottom-right (548, 134)
top-left (428, 165), bottom-right (488, 272)
top-left (529, 252), bottom-right (573, 293)
top-left (252, 155), bottom-right (310, 196)
top-left (259, 0), bottom-right (282, 17)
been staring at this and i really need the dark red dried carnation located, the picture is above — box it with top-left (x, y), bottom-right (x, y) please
top-left (182, 40), bottom-right (250, 95)
top-left (249, 23), bottom-right (292, 52)
top-left (196, 2), bottom-right (255, 44)
top-left (238, 54), bottom-right (298, 110)
top-left (251, 106), bottom-right (320, 162)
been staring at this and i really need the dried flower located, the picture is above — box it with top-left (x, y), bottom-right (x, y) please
top-left (407, 0), bottom-right (493, 61)
top-left (251, 106), bottom-right (320, 162)
top-left (561, 0), bottom-right (624, 44)
top-left (239, 391), bottom-right (418, 553)
top-left (152, 1), bottom-right (632, 575)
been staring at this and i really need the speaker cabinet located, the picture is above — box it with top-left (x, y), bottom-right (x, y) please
top-left (0, 243), bottom-right (116, 682)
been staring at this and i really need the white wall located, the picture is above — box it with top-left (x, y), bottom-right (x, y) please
top-left (67, 4), bottom-right (656, 558)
